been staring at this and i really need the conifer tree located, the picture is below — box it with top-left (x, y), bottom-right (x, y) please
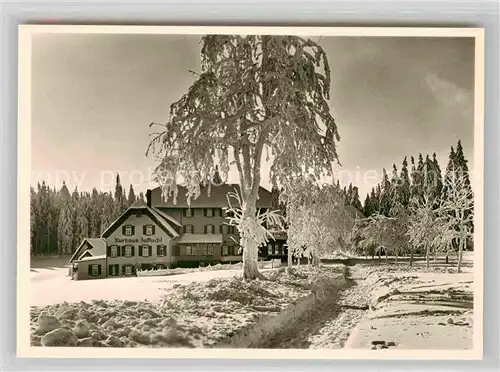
top-left (114, 174), bottom-right (127, 216)
top-left (100, 192), bottom-right (115, 234)
top-left (71, 187), bottom-right (81, 252)
top-left (57, 181), bottom-right (74, 255)
top-left (399, 156), bottom-right (411, 208)
top-left (363, 193), bottom-right (372, 217)
top-left (432, 152), bottom-right (443, 198)
top-left (351, 185), bottom-right (363, 212)
top-left (127, 184), bottom-right (137, 206)
top-left (379, 168), bottom-right (392, 216)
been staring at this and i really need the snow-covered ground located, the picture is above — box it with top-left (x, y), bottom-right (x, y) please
top-left (30, 267), bottom-right (274, 307)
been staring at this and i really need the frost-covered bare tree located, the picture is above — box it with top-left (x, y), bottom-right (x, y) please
top-left (407, 193), bottom-right (441, 268)
top-left (433, 169), bottom-right (474, 273)
top-left (285, 178), bottom-right (351, 267)
top-left (147, 35), bottom-right (340, 279)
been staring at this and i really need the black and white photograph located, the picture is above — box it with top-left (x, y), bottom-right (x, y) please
top-left (17, 25), bottom-right (484, 358)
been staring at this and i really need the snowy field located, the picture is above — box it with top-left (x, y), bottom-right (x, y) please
top-left (30, 266), bottom-right (275, 307)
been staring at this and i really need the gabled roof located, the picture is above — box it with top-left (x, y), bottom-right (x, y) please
top-left (76, 255), bottom-right (107, 262)
top-left (69, 238), bottom-right (107, 263)
top-left (177, 233), bottom-right (223, 244)
top-left (150, 184), bottom-right (273, 209)
top-left (100, 201), bottom-right (180, 239)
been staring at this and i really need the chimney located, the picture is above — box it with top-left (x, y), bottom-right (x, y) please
top-left (146, 189), bottom-right (152, 208)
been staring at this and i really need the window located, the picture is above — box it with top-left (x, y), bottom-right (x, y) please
top-left (267, 243), bottom-right (273, 256)
top-left (221, 224), bottom-right (229, 234)
top-left (124, 225), bottom-right (133, 236)
top-left (205, 224), bottom-right (215, 234)
top-left (183, 224), bottom-right (194, 234)
top-left (206, 208), bottom-right (214, 217)
top-left (201, 243), bottom-right (208, 255)
top-left (110, 246), bottom-right (118, 258)
top-left (109, 264), bottom-right (119, 276)
top-left (145, 225), bottom-right (154, 236)
top-left (158, 245), bottom-right (165, 257)
top-left (208, 244), bottom-right (214, 255)
top-left (91, 264), bottom-right (99, 276)
top-left (125, 265), bottom-right (132, 276)
top-left (185, 209), bottom-right (193, 218)
top-left (141, 245), bottom-right (150, 257)
top-left (222, 245), bottom-right (229, 256)
top-left (125, 246), bottom-right (132, 257)
top-left (185, 245), bottom-right (192, 256)
top-left (274, 244), bottom-right (280, 256)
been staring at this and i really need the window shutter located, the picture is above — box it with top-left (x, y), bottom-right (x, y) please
top-left (88, 265), bottom-right (92, 276)
top-left (219, 225), bottom-right (223, 234)
top-left (98, 265), bottom-right (102, 276)
top-left (204, 225), bottom-right (207, 234)
top-left (107, 246), bottom-right (111, 256)
top-left (122, 265), bottom-right (126, 275)
top-left (131, 246), bottom-right (135, 257)
top-left (204, 208), bottom-right (207, 217)
top-left (143, 225), bottom-right (146, 235)
top-left (131, 265), bottom-right (136, 275)
top-left (152, 225), bottom-right (156, 235)
top-left (122, 246), bottom-right (126, 257)
top-left (148, 245), bottom-right (152, 257)
top-left (116, 246), bottom-right (121, 257)
top-left (131, 226), bottom-right (135, 235)
top-left (157, 245), bottom-right (160, 256)
top-left (183, 225), bottom-right (186, 234)
top-left (183, 209), bottom-right (186, 217)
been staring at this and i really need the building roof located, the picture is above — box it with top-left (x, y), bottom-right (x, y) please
top-left (69, 238), bottom-right (107, 263)
top-left (75, 255), bottom-right (107, 262)
top-left (100, 201), bottom-right (180, 239)
top-left (177, 233), bottom-right (223, 244)
top-left (150, 184), bottom-right (273, 209)
top-left (151, 206), bottom-right (182, 227)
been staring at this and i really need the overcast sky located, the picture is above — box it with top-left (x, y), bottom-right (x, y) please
top-left (31, 33), bottom-right (475, 198)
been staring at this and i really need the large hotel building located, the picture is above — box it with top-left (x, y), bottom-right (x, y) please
top-left (68, 184), bottom-right (287, 280)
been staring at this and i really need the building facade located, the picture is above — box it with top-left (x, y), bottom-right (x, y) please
top-left (69, 183), bottom-right (288, 280)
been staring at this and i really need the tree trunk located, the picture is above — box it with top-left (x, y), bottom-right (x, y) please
top-left (307, 255), bottom-right (310, 266)
top-left (394, 252), bottom-right (398, 264)
top-left (311, 251), bottom-right (320, 266)
top-left (240, 196), bottom-right (264, 280)
top-left (409, 252), bottom-right (414, 267)
top-left (287, 247), bottom-right (293, 268)
top-left (457, 238), bottom-right (464, 273)
top-left (425, 245), bottom-right (430, 269)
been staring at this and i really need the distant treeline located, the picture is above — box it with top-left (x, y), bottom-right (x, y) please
top-left (362, 140), bottom-right (472, 218)
top-left (30, 174), bottom-right (143, 256)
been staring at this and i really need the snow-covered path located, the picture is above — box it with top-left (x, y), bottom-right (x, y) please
top-left (30, 267), bottom-right (269, 307)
